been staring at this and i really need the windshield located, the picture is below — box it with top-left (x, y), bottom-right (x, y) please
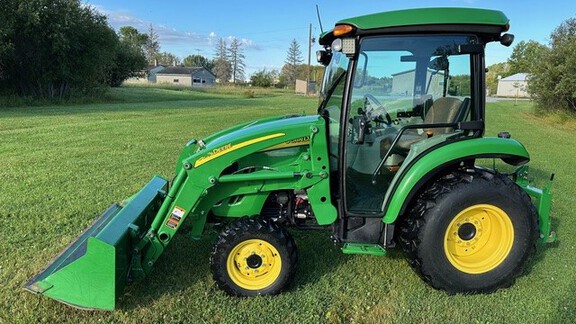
top-left (350, 35), bottom-right (475, 122)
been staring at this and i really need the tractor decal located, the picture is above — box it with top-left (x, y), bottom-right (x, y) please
top-left (194, 133), bottom-right (285, 167)
top-left (260, 136), bottom-right (311, 152)
top-left (166, 206), bottom-right (185, 229)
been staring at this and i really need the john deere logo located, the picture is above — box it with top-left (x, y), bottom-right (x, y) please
top-left (208, 144), bottom-right (232, 156)
top-left (194, 133), bottom-right (285, 167)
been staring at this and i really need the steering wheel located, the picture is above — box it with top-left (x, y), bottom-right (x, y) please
top-left (363, 94), bottom-right (392, 126)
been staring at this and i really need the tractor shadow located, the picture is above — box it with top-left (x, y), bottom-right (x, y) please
top-left (117, 225), bottom-right (406, 310)
top-left (117, 225), bottom-right (218, 310)
top-left (287, 229), bottom-right (406, 292)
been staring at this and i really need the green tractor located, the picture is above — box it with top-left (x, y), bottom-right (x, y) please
top-left (26, 7), bottom-right (554, 310)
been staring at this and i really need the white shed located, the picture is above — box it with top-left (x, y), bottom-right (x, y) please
top-left (496, 73), bottom-right (529, 98)
top-left (156, 67), bottom-right (216, 87)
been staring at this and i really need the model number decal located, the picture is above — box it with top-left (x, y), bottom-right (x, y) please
top-left (261, 136), bottom-right (310, 151)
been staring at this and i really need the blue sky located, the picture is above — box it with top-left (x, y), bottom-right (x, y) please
top-left (88, 1), bottom-right (576, 78)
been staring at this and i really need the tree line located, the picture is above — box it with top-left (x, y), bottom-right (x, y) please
top-left (7, 1), bottom-right (571, 112)
top-left (0, 0), bottom-right (322, 100)
top-left (487, 17), bottom-right (576, 113)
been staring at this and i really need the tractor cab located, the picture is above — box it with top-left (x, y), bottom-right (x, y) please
top-left (317, 8), bottom-right (514, 215)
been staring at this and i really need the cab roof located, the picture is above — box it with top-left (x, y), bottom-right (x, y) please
top-left (319, 7), bottom-right (509, 45)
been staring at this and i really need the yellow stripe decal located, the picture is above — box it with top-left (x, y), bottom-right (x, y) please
top-left (194, 133), bottom-right (285, 167)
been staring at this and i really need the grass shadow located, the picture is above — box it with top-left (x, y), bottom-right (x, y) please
top-left (117, 227), bottom-right (217, 310)
top-left (116, 225), bottom-right (403, 310)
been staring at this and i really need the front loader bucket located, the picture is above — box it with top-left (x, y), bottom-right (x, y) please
top-left (25, 176), bottom-right (168, 310)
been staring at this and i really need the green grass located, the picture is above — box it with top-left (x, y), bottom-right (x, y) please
top-left (1, 88), bottom-right (573, 323)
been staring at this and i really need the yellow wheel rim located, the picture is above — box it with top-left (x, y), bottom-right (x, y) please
top-left (444, 204), bottom-right (514, 274)
top-left (227, 239), bottom-right (282, 290)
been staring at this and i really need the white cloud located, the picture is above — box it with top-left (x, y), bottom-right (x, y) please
top-left (225, 36), bottom-right (261, 50)
top-left (91, 5), bottom-right (260, 52)
top-left (208, 32), bottom-right (217, 46)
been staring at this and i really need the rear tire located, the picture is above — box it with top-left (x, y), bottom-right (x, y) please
top-left (210, 217), bottom-right (297, 296)
top-left (398, 168), bottom-right (538, 293)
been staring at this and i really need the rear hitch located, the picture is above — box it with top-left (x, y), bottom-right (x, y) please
top-left (514, 165), bottom-right (556, 243)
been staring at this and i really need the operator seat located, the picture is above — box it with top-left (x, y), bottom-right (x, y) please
top-left (380, 97), bottom-right (466, 156)
top-left (422, 97), bottom-right (465, 135)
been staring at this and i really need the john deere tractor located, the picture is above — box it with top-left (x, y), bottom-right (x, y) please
top-left (26, 7), bottom-right (554, 310)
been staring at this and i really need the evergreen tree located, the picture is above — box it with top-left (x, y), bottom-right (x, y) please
top-left (282, 39), bottom-right (303, 87)
top-left (213, 38), bottom-right (231, 83)
top-left (228, 38), bottom-right (246, 83)
top-left (145, 24), bottom-right (160, 65)
top-left (215, 38), bottom-right (228, 61)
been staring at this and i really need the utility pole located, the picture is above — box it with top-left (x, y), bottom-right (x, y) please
top-left (306, 23), bottom-right (313, 96)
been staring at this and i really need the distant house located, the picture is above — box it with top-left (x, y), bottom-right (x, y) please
top-left (392, 69), bottom-right (445, 96)
top-left (124, 65), bottom-right (166, 84)
top-left (496, 73), bottom-right (529, 98)
top-left (156, 67), bottom-right (216, 87)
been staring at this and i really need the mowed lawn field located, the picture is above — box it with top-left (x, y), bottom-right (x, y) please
top-left (1, 87), bottom-right (574, 323)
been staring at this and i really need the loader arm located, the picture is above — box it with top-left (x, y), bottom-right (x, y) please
top-left (25, 115), bottom-right (337, 310)
top-left (135, 115), bottom-right (337, 276)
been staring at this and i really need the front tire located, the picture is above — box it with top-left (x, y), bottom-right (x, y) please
top-left (210, 217), bottom-right (297, 296)
top-left (398, 168), bottom-right (538, 293)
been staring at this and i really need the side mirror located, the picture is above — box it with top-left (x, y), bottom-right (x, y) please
top-left (316, 50), bottom-right (332, 66)
top-left (500, 33), bottom-right (515, 47)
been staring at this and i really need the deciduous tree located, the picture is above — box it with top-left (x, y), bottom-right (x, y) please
top-left (0, 0), bottom-right (119, 98)
top-left (106, 38), bottom-right (147, 87)
top-left (118, 26), bottom-right (149, 50)
top-left (250, 69), bottom-right (277, 87)
top-left (486, 62), bottom-right (510, 95)
top-left (213, 59), bottom-right (231, 84)
top-left (182, 54), bottom-right (214, 71)
top-left (507, 40), bottom-right (548, 75)
top-left (106, 26), bottom-right (148, 87)
top-left (528, 18), bottom-right (576, 112)
top-left (153, 52), bottom-right (180, 66)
